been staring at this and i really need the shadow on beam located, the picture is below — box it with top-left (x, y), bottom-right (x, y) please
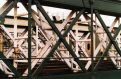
top-left (0, 69), bottom-right (8, 78)
top-left (33, 70), bottom-right (121, 79)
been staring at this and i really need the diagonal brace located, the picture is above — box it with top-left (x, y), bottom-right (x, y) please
top-left (33, 0), bottom-right (86, 76)
top-left (94, 10), bottom-right (121, 71)
top-left (95, 10), bottom-right (121, 56)
top-left (94, 24), bottom-right (121, 71)
top-left (0, 52), bottom-right (20, 77)
top-left (0, 0), bottom-right (18, 24)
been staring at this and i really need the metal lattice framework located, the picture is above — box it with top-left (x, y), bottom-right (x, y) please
top-left (0, 0), bottom-right (121, 79)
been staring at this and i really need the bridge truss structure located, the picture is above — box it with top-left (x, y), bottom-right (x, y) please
top-left (0, 0), bottom-right (121, 79)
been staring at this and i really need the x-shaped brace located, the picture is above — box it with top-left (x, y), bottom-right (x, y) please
top-left (94, 10), bottom-right (121, 71)
top-left (33, 0), bottom-right (86, 76)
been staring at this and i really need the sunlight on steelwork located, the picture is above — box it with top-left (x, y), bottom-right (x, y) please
top-left (0, 0), bottom-right (121, 79)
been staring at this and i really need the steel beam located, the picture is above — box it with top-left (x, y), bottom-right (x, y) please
top-left (89, 0), bottom-right (94, 73)
top-left (28, 0), bottom-right (32, 79)
top-left (0, 0), bottom-right (16, 24)
top-left (33, 0), bottom-right (86, 76)
top-left (22, 10), bottom-right (75, 75)
top-left (83, 14), bottom-right (120, 70)
top-left (94, 11), bottom-right (121, 71)
top-left (36, 0), bottom-right (121, 16)
top-left (0, 52), bottom-right (20, 77)
top-left (33, 70), bottom-right (121, 79)
top-left (94, 24), bottom-right (121, 71)
top-left (0, 32), bottom-right (3, 52)
top-left (95, 10), bottom-right (121, 56)
top-left (4, 16), bottom-right (28, 26)
top-left (1, 0), bottom-right (121, 78)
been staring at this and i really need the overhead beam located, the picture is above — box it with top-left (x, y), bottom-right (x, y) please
top-left (34, 0), bottom-right (121, 16)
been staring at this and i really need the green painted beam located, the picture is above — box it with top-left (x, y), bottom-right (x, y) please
top-left (0, 53), bottom-right (21, 77)
top-left (33, 70), bottom-right (121, 79)
top-left (93, 22), bottom-right (121, 71)
top-left (33, 0), bottom-right (86, 76)
top-left (35, 0), bottom-right (121, 16)
top-left (28, 0), bottom-right (32, 79)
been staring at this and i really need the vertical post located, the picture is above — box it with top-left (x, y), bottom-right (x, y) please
top-left (75, 29), bottom-right (79, 57)
top-left (13, 0), bottom-right (18, 68)
top-left (36, 24), bottom-right (38, 56)
top-left (28, 0), bottom-right (32, 78)
top-left (117, 17), bottom-right (120, 69)
top-left (0, 32), bottom-right (3, 52)
top-left (89, 0), bottom-right (94, 78)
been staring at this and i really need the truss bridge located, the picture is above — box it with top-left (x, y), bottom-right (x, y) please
top-left (0, 0), bottom-right (121, 79)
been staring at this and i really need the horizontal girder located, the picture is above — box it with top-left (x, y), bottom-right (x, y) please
top-left (34, 70), bottom-right (121, 79)
top-left (31, 0), bottom-right (121, 16)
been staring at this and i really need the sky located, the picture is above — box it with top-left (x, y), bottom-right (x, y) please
top-left (0, 0), bottom-right (118, 26)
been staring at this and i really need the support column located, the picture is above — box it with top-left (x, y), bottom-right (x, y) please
top-left (0, 32), bottom-right (3, 52)
top-left (13, 0), bottom-right (18, 68)
top-left (89, 0), bottom-right (94, 71)
top-left (28, 0), bottom-right (32, 79)
top-left (89, 0), bottom-right (95, 79)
